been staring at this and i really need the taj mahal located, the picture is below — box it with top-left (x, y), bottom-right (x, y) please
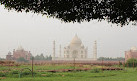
top-left (52, 34), bottom-right (97, 61)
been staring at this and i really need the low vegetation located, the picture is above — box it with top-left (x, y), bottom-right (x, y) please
top-left (0, 61), bottom-right (137, 81)
top-left (98, 57), bottom-right (125, 61)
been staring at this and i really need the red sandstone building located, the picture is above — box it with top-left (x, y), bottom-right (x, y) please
top-left (6, 46), bottom-right (32, 61)
top-left (125, 47), bottom-right (137, 62)
top-left (6, 51), bottom-right (13, 60)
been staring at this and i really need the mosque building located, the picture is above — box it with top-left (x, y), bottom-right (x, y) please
top-left (125, 46), bottom-right (137, 62)
top-left (6, 46), bottom-right (32, 61)
top-left (52, 34), bottom-right (97, 61)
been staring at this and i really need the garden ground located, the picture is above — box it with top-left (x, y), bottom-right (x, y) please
top-left (0, 64), bottom-right (137, 81)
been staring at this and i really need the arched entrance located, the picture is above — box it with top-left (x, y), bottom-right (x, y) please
top-left (73, 50), bottom-right (78, 58)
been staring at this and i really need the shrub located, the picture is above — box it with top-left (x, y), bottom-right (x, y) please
top-left (0, 72), bottom-right (6, 77)
top-left (90, 68), bottom-right (101, 73)
top-left (125, 58), bottom-right (137, 67)
top-left (12, 71), bottom-right (19, 74)
top-left (119, 62), bottom-right (123, 66)
top-left (22, 71), bottom-right (31, 75)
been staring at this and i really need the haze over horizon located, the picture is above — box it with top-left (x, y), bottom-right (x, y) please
top-left (0, 5), bottom-right (137, 58)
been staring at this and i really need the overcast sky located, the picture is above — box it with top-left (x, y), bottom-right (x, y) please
top-left (0, 5), bottom-right (137, 58)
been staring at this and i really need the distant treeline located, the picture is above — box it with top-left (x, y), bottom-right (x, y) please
top-left (0, 57), bottom-right (5, 60)
top-left (17, 54), bottom-right (52, 63)
top-left (34, 54), bottom-right (52, 60)
top-left (98, 57), bottom-right (125, 61)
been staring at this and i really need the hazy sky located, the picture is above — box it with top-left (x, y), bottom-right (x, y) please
top-left (0, 5), bottom-right (137, 58)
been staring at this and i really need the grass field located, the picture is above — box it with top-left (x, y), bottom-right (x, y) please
top-left (0, 64), bottom-right (137, 81)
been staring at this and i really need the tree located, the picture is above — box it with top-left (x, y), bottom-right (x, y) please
top-left (17, 57), bottom-right (28, 63)
top-left (34, 55), bottom-right (41, 60)
top-left (34, 54), bottom-right (52, 60)
top-left (0, 57), bottom-right (5, 60)
top-left (0, 0), bottom-right (136, 26)
top-left (47, 55), bottom-right (52, 60)
top-left (125, 58), bottom-right (137, 67)
top-left (40, 53), bottom-right (45, 60)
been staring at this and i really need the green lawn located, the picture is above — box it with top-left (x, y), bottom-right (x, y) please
top-left (0, 64), bottom-right (137, 81)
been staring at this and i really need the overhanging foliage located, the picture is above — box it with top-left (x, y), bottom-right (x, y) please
top-left (0, 0), bottom-right (137, 26)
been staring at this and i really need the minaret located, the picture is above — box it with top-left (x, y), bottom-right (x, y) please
top-left (53, 40), bottom-right (56, 60)
top-left (93, 41), bottom-right (97, 60)
top-left (59, 45), bottom-right (61, 58)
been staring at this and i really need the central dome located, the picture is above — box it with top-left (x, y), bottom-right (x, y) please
top-left (130, 46), bottom-right (137, 52)
top-left (70, 34), bottom-right (82, 45)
